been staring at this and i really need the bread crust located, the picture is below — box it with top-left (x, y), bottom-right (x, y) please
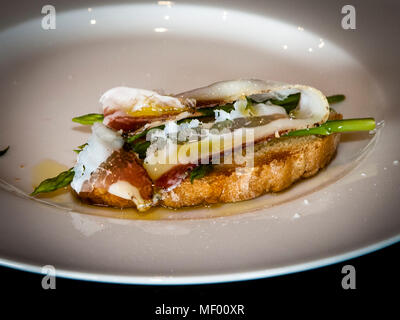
top-left (160, 132), bottom-right (341, 208)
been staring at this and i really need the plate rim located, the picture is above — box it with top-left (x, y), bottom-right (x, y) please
top-left (1, 234), bottom-right (398, 285)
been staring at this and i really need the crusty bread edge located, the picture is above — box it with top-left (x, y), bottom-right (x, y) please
top-left (160, 132), bottom-right (341, 208)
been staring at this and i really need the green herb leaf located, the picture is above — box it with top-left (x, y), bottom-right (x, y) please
top-left (286, 118), bottom-right (376, 137)
top-left (189, 164), bottom-right (213, 183)
top-left (127, 126), bottom-right (165, 159)
top-left (126, 125), bottom-right (165, 144)
top-left (270, 92), bottom-right (301, 106)
top-left (268, 93), bottom-right (345, 113)
top-left (72, 113), bottom-right (104, 125)
top-left (73, 143), bottom-right (88, 154)
top-left (197, 103), bottom-right (235, 117)
top-left (177, 118), bottom-right (195, 124)
top-left (0, 146), bottom-right (9, 156)
top-left (131, 141), bottom-right (151, 159)
top-left (126, 130), bottom-right (148, 144)
top-left (197, 108), bottom-right (214, 117)
top-left (31, 168), bottom-right (75, 196)
top-left (219, 103), bottom-right (235, 113)
top-left (267, 93), bottom-right (300, 113)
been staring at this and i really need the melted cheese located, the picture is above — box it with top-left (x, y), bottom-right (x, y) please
top-left (108, 180), bottom-right (152, 211)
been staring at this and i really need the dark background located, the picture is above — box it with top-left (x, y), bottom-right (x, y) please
top-left (1, 242), bottom-right (398, 312)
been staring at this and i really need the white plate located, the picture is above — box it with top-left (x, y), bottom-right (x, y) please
top-left (0, 1), bottom-right (399, 284)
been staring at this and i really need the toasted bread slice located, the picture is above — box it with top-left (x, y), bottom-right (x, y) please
top-left (160, 112), bottom-right (342, 208)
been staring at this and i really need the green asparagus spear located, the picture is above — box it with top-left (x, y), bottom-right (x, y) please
top-left (31, 168), bottom-right (75, 196)
top-left (327, 94), bottom-right (346, 104)
top-left (286, 118), bottom-right (376, 137)
top-left (72, 113), bottom-right (104, 125)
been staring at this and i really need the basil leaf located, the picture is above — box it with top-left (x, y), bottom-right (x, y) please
top-left (177, 118), bottom-right (195, 124)
top-left (269, 93), bottom-right (301, 113)
top-left (0, 146), bottom-right (9, 156)
top-left (219, 103), bottom-right (235, 113)
top-left (197, 108), bottom-right (216, 117)
top-left (72, 113), bottom-right (104, 125)
top-left (197, 103), bottom-right (234, 117)
top-left (131, 141), bottom-right (151, 159)
top-left (269, 92), bottom-right (300, 106)
top-left (127, 130), bottom-right (148, 144)
top-left (31, 168), bottom-right (75, 196)
top-left (127, 126), bottom-right (165, 159)
top-left (190, 164), bottom-right (213, 183)
top-left (126, 125), bottom-right (165, 144)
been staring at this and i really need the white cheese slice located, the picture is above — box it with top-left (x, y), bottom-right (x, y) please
top-left (71, 122), bottom-right (124, 193)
